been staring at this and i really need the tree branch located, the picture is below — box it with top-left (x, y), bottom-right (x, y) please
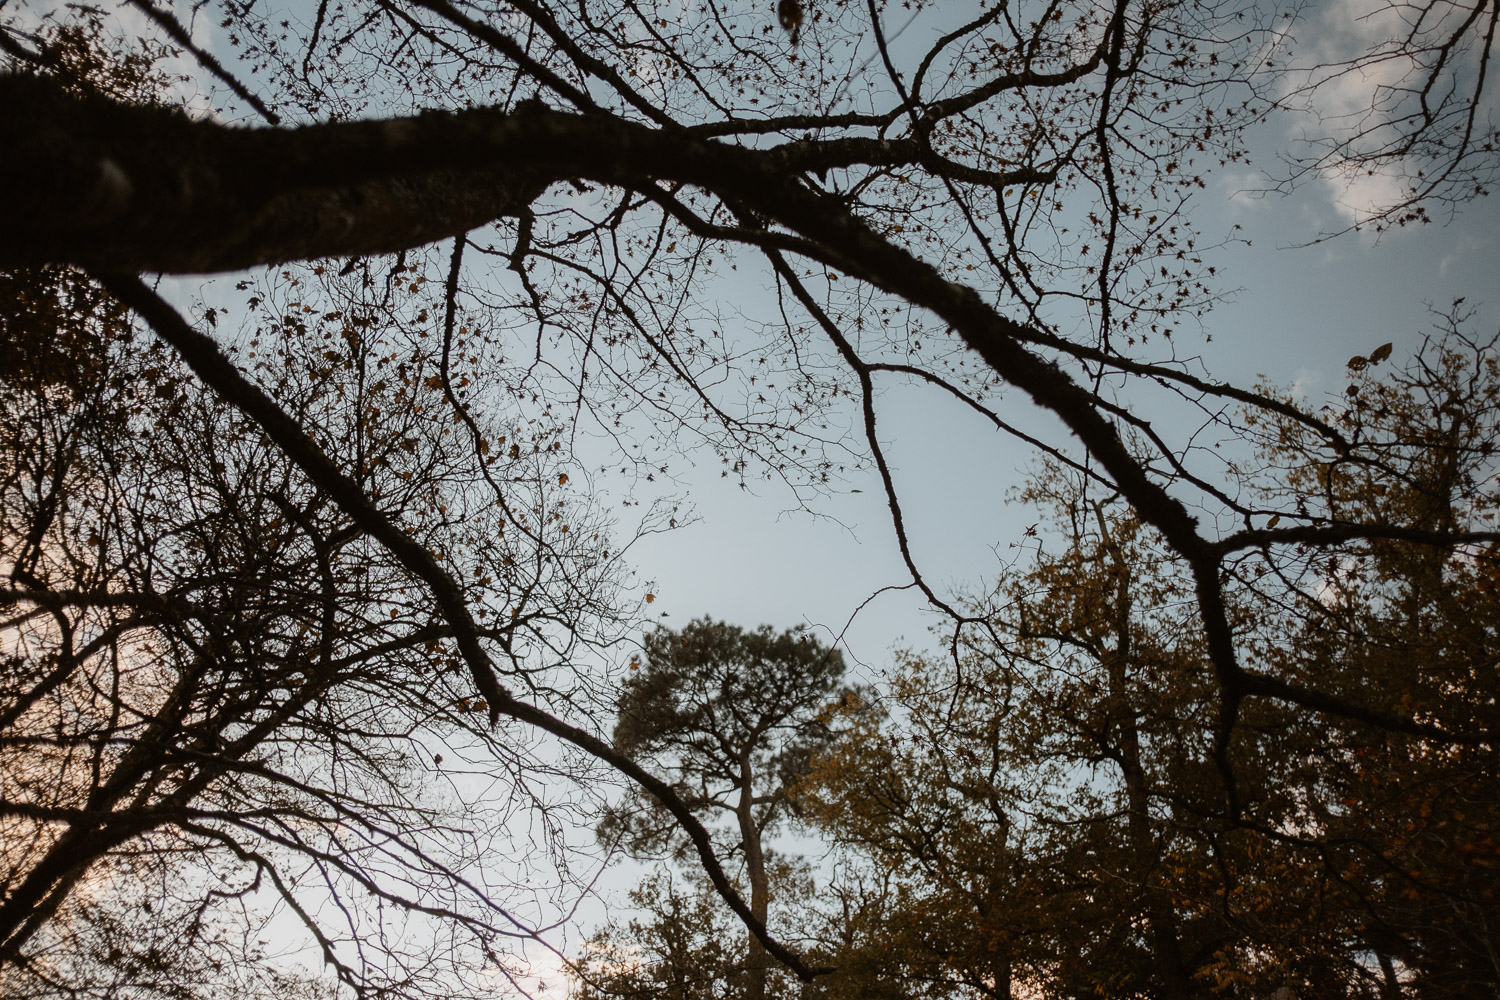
top-left (91, 272), bottom-right (830, 983)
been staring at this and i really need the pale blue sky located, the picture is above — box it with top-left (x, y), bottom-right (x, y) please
top-left (70, 0), bottom-right (1497, 683)
top-left (28, 0), bottom-right (1497, 990)
top-left (626, 120), bottom-right (1500, 687)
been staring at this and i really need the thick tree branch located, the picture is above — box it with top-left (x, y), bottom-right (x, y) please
top-left (2, 76), bottom-right (1037, 275)
top-left (2, 75), bottom-right (544, 273)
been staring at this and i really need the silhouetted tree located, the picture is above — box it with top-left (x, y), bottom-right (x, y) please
top-left (592, 620), bottom-right (852, 1000)
top-left (801, 323), bottom-right (1500, 999)
top-left (3, 0), bottom-right (1498, 994)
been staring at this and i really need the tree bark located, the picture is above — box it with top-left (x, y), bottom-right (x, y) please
top-left (1, 74), bottom-right (904, 276)
top-left (1, 75), bottom-right (545, 274)
top-left (736, 754), bottom-right (769, 1000)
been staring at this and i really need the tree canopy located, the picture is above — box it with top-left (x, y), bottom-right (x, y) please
top-left (3, 0), bottom-right (1498, 996)
top-left (798, 325), bottom-right (1500, 999)
top-left (575, 326), bottom-right (1500, 1000)
top-left (582, 620), bottom-right (852, 1000)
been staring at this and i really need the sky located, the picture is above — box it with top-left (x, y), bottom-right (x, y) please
top-left (19, 0), bottom-right (1490, 687)
top-left (543, 104), bottom-right (1500, 983)
top-left (547, 106), bottom-right (1500, 996)
top-left (11, 0), bottom-right (1499, 991)
top-left (563, 0), bottom-right (1500, 699)
top-left (626, 127), bottom-right (1500, 694)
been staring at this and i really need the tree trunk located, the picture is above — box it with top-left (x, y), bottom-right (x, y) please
top-left (1378, 951), bottom-right (1403, 1000)
top-left (736, 754), bottom-right (769, 1000)
top-left (1100, 522), bottom-right (1193, 1000)
top-left (991, 951), bottom-right (1013, 999)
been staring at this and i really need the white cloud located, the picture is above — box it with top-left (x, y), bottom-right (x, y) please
top-left (1218, 167), bottom-right (1280, 218)
top-left (1280, 0), bottom-right (1489, 229)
